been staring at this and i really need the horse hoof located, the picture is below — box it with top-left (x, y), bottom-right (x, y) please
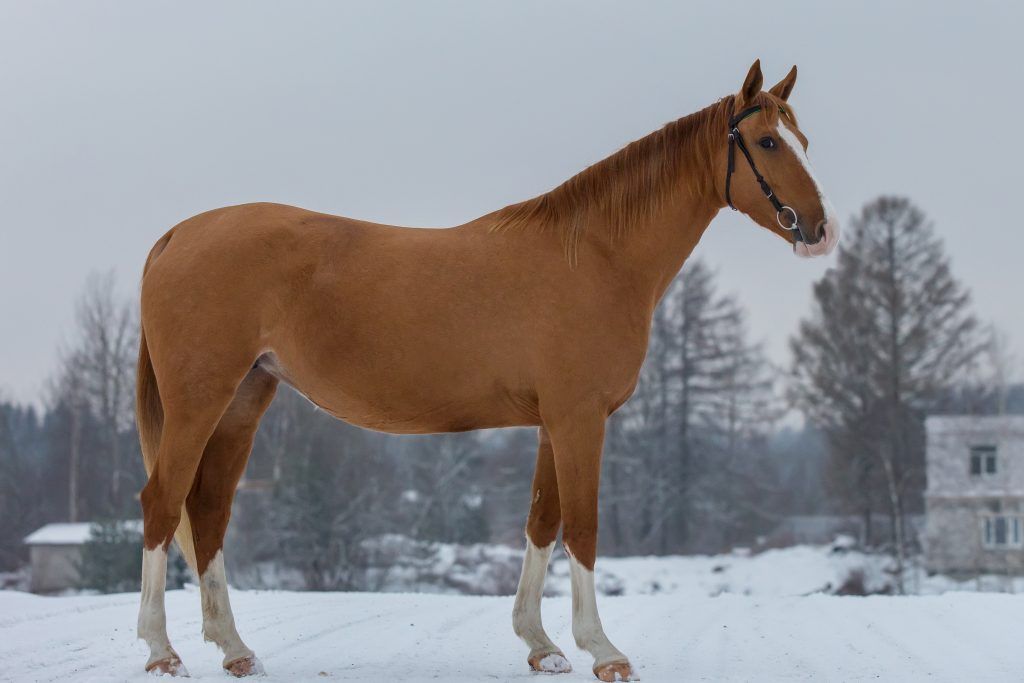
top-left (224, 655), bottom-right (265, 677)
top-left (146, 656), bottom-right (189, 677)
top-left (528, 651), bottom-right (572, 673)
top-left (594, 660), bottom-right (634, 682)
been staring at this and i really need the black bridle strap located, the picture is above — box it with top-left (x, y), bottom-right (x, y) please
top-left (725, 105), bottom-right (805, 243)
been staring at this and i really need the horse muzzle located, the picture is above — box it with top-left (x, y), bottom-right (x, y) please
top-left (795, 217), bottom-right (840, 258)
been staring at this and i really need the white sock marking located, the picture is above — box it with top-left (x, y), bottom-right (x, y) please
top-left (513, 539), bottom-right (567, 666)
top-left (566, 549), bottom-right (629, 670)
top-left (200, 549), bottom-right (257, 668)
top-left (138, 547), bottom-right (186, 673)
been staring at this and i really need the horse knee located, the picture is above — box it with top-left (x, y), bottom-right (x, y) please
top-left (561, 524), bottom-right (598, 570)
top-left (141, 479), bottom-right (182, 550)
top-left (526, 501), bottom-right (560, 548)
top-left (186, 498), bottom-right (233, 572)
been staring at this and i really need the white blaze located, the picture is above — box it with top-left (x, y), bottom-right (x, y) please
top-left (776, 122), bottom-right (840, 258)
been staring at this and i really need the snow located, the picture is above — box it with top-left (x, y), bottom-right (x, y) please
top-left (2, 588), bottom-right (1024, 681)
top-left (536, 652), bottom-right (572, 673)
top-left (358, 534), bottom-right (525, 595)
top-left (240, 536), bottom-right (1024, 598)
top-left (548, 543), bottom-right (893, 597)
top-left (546, 542), bottom-right (1024, 598)
top-left (23, 521), bottom-right (143, 546)
top-left (7, 541), bottom-right (1024, 679)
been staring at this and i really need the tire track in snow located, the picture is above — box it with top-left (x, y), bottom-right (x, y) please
top-left (656, 595), bottom-right (740, 679)
top-left (0, 591), bottom-right (322, 682)
top-left (796, 596), bottom-right (940, 681)
top-left (863, 595), bottom-right (1024, 680)
top-left (255, 595), bottom-right (504, 681)
top-left (257, 595), bottom-right (443, 657)
top-left (726, 596), bottom-right (826, 681)
top-left (679, 595), bottom-right (780, 681)
top-left (1, 620), bottom-right (138, 681)
top-left (7, 591), bottom-right (1024, 682)
top-left (0, 594), bottom-right (138, 629)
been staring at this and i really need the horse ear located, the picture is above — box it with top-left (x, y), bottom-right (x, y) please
top-left (739, 59), bottom-right (763, 106)
top-left (769, 65), bottom-right (798, 102)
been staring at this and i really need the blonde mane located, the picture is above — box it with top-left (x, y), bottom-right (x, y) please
top-left (492, 91), bottom-right (789, 264)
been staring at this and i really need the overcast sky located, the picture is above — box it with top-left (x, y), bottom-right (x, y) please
top-left (2, 1), bottom-right (1021, 405)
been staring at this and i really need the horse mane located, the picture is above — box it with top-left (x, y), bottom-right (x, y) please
top-left (491, 91), bottom-right (788, 264)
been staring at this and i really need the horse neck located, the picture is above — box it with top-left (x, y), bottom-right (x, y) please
top-left (584, 188), bottom-right (722, 304)
top-left (568, 105), bottom-right (729, 302)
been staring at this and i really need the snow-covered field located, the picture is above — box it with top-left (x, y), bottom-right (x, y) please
top-left (3, 587), bottom-right (1024, 682)
top-left (549, 543), bottom-right (894, 597)
top-left (550, 543), bottom-right (1024, 598)
top-left (5, 543), bottom-right (1024, 681)
top-left (357, 535), bottom-right (1024, 598)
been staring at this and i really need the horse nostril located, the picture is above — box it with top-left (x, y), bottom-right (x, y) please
top-left (812, 220), bottom-right (828, 245)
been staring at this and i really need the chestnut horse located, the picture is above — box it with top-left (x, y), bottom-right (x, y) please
top-left (136, 60), bottom-right (838, 680)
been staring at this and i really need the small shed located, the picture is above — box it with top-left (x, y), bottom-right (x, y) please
top-left (23, 521), bottom-right (142, 593)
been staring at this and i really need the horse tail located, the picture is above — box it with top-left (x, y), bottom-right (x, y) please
top-left (137, 227), bottom-right (198, 574)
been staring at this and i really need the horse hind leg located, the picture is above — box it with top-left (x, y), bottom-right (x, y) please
top-left (138, 347), bottom-right (258, 675)
top-left (139, 546), bottom-right (185, 675)
top-left (186, 367), bottom-right (278, 677)
top-left (513, 427), bottom-right (572, 674)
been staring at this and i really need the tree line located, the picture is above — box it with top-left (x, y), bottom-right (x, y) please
top-left (0, 196), bottom-right (1013, 590)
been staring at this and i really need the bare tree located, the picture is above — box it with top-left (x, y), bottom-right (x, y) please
top-left (50, 271), bottom-right (139, 518)
top-left (255, 388), bottom-right (401, 590)
top-left (605, 259), bottom-right (781, 555)
top-left (790, 196), bottom-right (988, 590)
top-left (979, 326), bottom-right (1017, 415)
top-left (405, 433), bottom-right (490, 544)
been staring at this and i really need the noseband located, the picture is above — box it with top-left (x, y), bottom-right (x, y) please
top-left (724, 105), bottom-right (809, 243)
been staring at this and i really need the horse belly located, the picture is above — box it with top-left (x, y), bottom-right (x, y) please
top-left (259, 348), bottom-right (536, 435)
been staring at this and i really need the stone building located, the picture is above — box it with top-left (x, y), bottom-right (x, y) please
top-left (924, 416), bottom-right (1024, 575)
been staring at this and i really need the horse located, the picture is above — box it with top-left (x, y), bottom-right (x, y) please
top-left (135, 60), bottom-right (838, 681)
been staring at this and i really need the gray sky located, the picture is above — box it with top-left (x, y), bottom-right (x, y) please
top-left (2, 1), bottom-right (1021, 405)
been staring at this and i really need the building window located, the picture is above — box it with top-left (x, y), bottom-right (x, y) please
top-left (970, 446), bottom-right (997, 476)
top-left (982, 515), bottom-right (1022, 549)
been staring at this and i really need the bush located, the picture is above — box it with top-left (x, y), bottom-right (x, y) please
top-left (77, 520), bottom-right (142, 593)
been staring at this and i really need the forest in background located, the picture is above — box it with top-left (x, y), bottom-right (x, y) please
top-left (0, 196), bottom-right (1017, 591)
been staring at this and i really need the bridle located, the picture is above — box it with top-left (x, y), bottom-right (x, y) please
top-left (724, 105), bottom-right (811, 243)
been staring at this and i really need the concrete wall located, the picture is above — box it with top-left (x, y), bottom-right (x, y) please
top-left (29, 545), bottom-right (82, 593)
top-left (925, 416), bottom-right (1024, 574)
top-left (926, 416), bottom-right (1024, 498)
top-left (923, 497), bottom-right (1024, 574)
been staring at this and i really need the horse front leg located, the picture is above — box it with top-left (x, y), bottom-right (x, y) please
top-left (545, 403), bottom-right (633, 682)
top-left (513, 426), bottom-right (572, 673)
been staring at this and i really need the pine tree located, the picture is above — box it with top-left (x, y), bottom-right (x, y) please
top-left (77, 520), bottom-right (143, 593)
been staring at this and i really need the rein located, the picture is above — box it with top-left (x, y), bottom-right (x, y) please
top-left (724, 105), bottom-right (808, 243)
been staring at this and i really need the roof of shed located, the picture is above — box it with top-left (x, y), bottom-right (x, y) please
top-left (23, 521), bottom-right (142, 546)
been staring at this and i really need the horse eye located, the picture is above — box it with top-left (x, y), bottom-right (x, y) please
top-left (759, 136), bottom-right (776, 149)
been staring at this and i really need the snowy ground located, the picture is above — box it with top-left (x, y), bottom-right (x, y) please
top-left (550, 543), bottom-right (1024, 597)
top-left (3, 587), bottom-right (1024, 682)
top-left (256, 535), bottom-right (1024, 598)
top-left (5, 543), bottom-right (1024, 681)
top-left (548, 543), bottom-right (895, 597)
